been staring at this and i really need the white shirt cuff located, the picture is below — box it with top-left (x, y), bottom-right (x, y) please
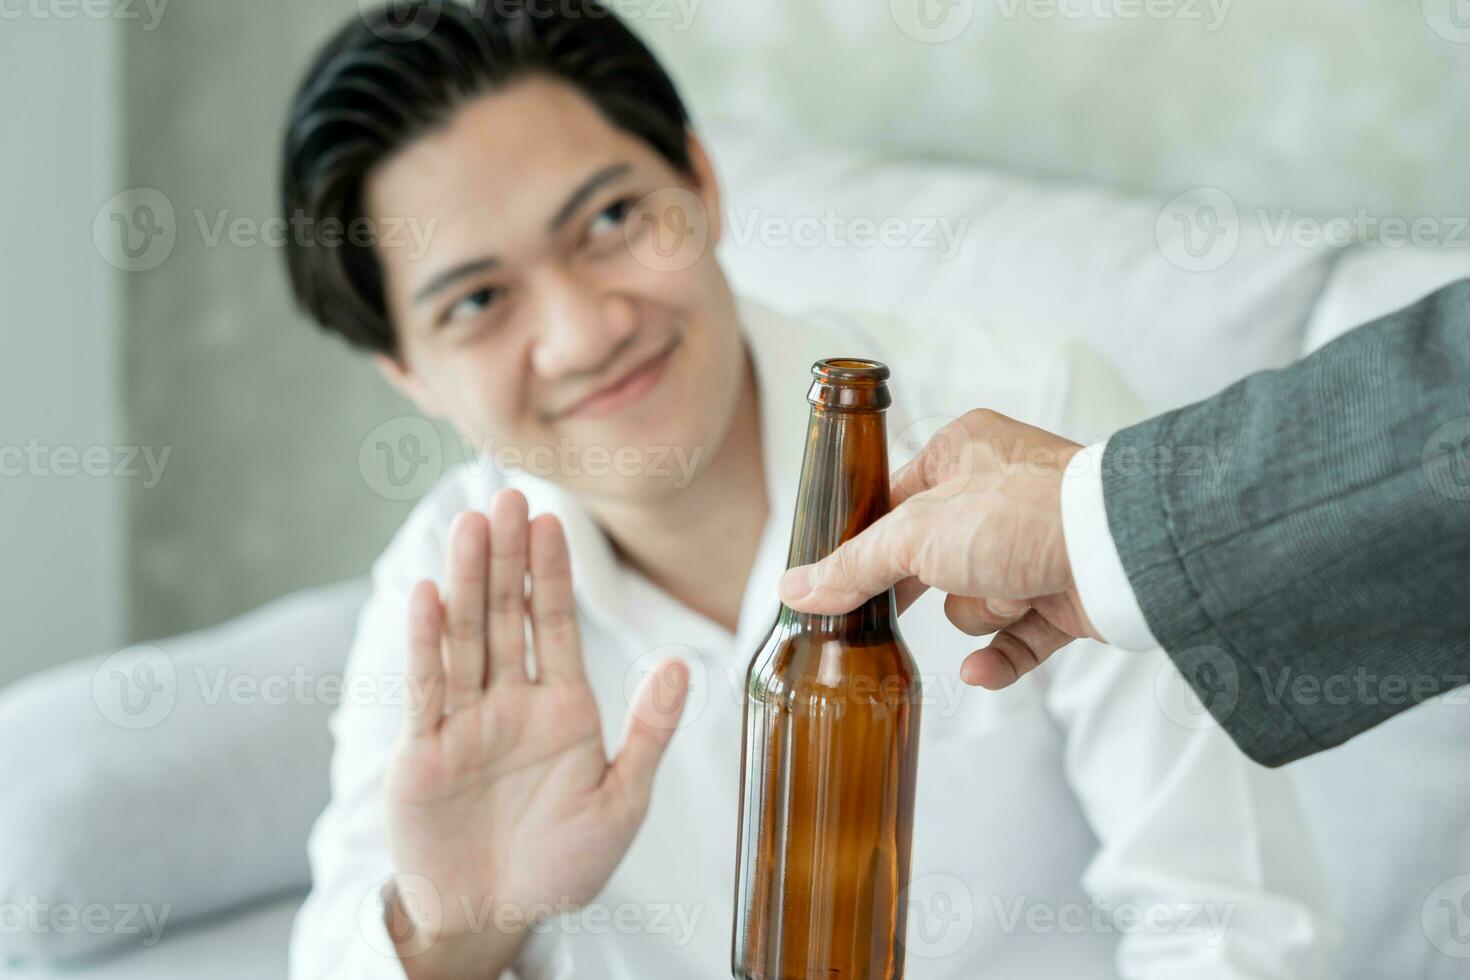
top-left (1060, 441), bottom-right (1160, 652)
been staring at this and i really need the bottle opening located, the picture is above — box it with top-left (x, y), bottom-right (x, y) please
top-left (808, 358), bottom-right (892, 410)
top-left (813, 358), bottom-right (891, 383)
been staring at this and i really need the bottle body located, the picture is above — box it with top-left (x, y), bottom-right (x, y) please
top-left (733, 620), bottom-right (921, 979)
top-left (732, 359), bottom-right (922, 980)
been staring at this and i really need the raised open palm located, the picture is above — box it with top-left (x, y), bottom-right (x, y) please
top-left (383, 489), bottom-right (688, 973)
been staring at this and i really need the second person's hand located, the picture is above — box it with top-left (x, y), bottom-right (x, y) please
top-left (778, 410), bottom-right (1101, 689)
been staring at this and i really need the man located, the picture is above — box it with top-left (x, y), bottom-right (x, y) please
top-left (283, 3), bottom-right (1336, 977)
top-left (782, 282), bottom-right (1470, 768)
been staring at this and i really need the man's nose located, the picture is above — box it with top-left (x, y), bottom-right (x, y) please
top-left (529, 268), bottom-right (636, 379)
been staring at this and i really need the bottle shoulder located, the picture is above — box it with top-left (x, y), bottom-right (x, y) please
top-left (748, 620), bottom-right (918, 679)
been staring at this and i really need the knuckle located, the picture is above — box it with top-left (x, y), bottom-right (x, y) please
top-left (817, 546), bottom-right (854, 590)
top-left (445, 616), bottom-right (482, 642)
top-left (959, 407), bottom-right (1002, 431)
top-left (536, 605), bottom-right (578, 636)
top-left (487, 589), bottom-right (520, 615)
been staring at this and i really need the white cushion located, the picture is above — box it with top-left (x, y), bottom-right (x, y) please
top-left (0, 581), bottom-right (367, 963)
top-left (707, 122), bottom-right (1341, 414)
top-left (1302, 244), bottom-right (1470, 354)
top-left (6, 891), bottom-right (304, 980)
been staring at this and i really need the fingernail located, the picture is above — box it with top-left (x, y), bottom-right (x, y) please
top-left (986, 598), bottom-right (1026, 619)
top-left (779, 566), bottom-right (813, 601)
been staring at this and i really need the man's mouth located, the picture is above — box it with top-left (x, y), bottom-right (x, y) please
top-left (554, 336), bottom-right (680, 422)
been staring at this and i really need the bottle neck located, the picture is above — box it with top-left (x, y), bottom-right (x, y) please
top-left (781, 404), bottom-right (896, 633)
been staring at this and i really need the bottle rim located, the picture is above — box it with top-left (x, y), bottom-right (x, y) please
top-left (807, 358), bottom-right (892, 410)
top-left (811, 358), bottom-right (891, 384)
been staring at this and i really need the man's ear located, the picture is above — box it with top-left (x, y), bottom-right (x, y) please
top-left (374, 353), bottom-right (444, 418)
top-left (684, 131), bottom-right (723, 249)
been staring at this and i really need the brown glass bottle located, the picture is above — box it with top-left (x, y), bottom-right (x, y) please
top-left (732, 359), bottom-right (922, 980)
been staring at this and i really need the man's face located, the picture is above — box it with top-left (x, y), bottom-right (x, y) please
top-left (365, 75), bottom-right (744, 500)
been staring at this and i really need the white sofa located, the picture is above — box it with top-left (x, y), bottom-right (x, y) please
top-left (4, 127), bottom-right (1468, 979)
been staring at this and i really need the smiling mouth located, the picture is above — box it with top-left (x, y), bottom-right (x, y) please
top-left (554, 335), bottom-right (681, 422)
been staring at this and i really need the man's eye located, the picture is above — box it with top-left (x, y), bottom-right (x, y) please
top-left (443, 286), bottom-right (500, 324)
top-left (586, 197), bottom-right (635, 239)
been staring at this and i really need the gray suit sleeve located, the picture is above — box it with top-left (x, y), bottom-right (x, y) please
top-left (1102, 278), bottom-right (1470, 767)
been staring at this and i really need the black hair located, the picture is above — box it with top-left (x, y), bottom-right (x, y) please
top-left (280, 0), bottom-right (693, 356)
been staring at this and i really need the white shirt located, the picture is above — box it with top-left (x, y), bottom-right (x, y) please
top-left (289, 298), bottom-right (1337, 980)
top-left (1062, 443), bottom-right (1162, 652)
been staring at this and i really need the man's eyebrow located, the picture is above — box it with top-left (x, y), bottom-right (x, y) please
top-left (410, 163), bottom-right (633, 306)
top-left (549, 162), bottom-right (634, 232)
top-left (412, 257), bottom-right (500, 306)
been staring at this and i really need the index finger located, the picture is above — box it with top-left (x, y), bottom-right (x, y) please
top-left (778, 506), bottom-right (918, 615)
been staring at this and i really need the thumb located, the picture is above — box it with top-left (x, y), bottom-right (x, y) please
top-left (608, 658), bottom-right (688, 813)
top-left (778, 509), bottom-right (914, 615)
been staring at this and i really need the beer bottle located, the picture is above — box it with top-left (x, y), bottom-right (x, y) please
top-left (732, 358), bottom-right (922, 979)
